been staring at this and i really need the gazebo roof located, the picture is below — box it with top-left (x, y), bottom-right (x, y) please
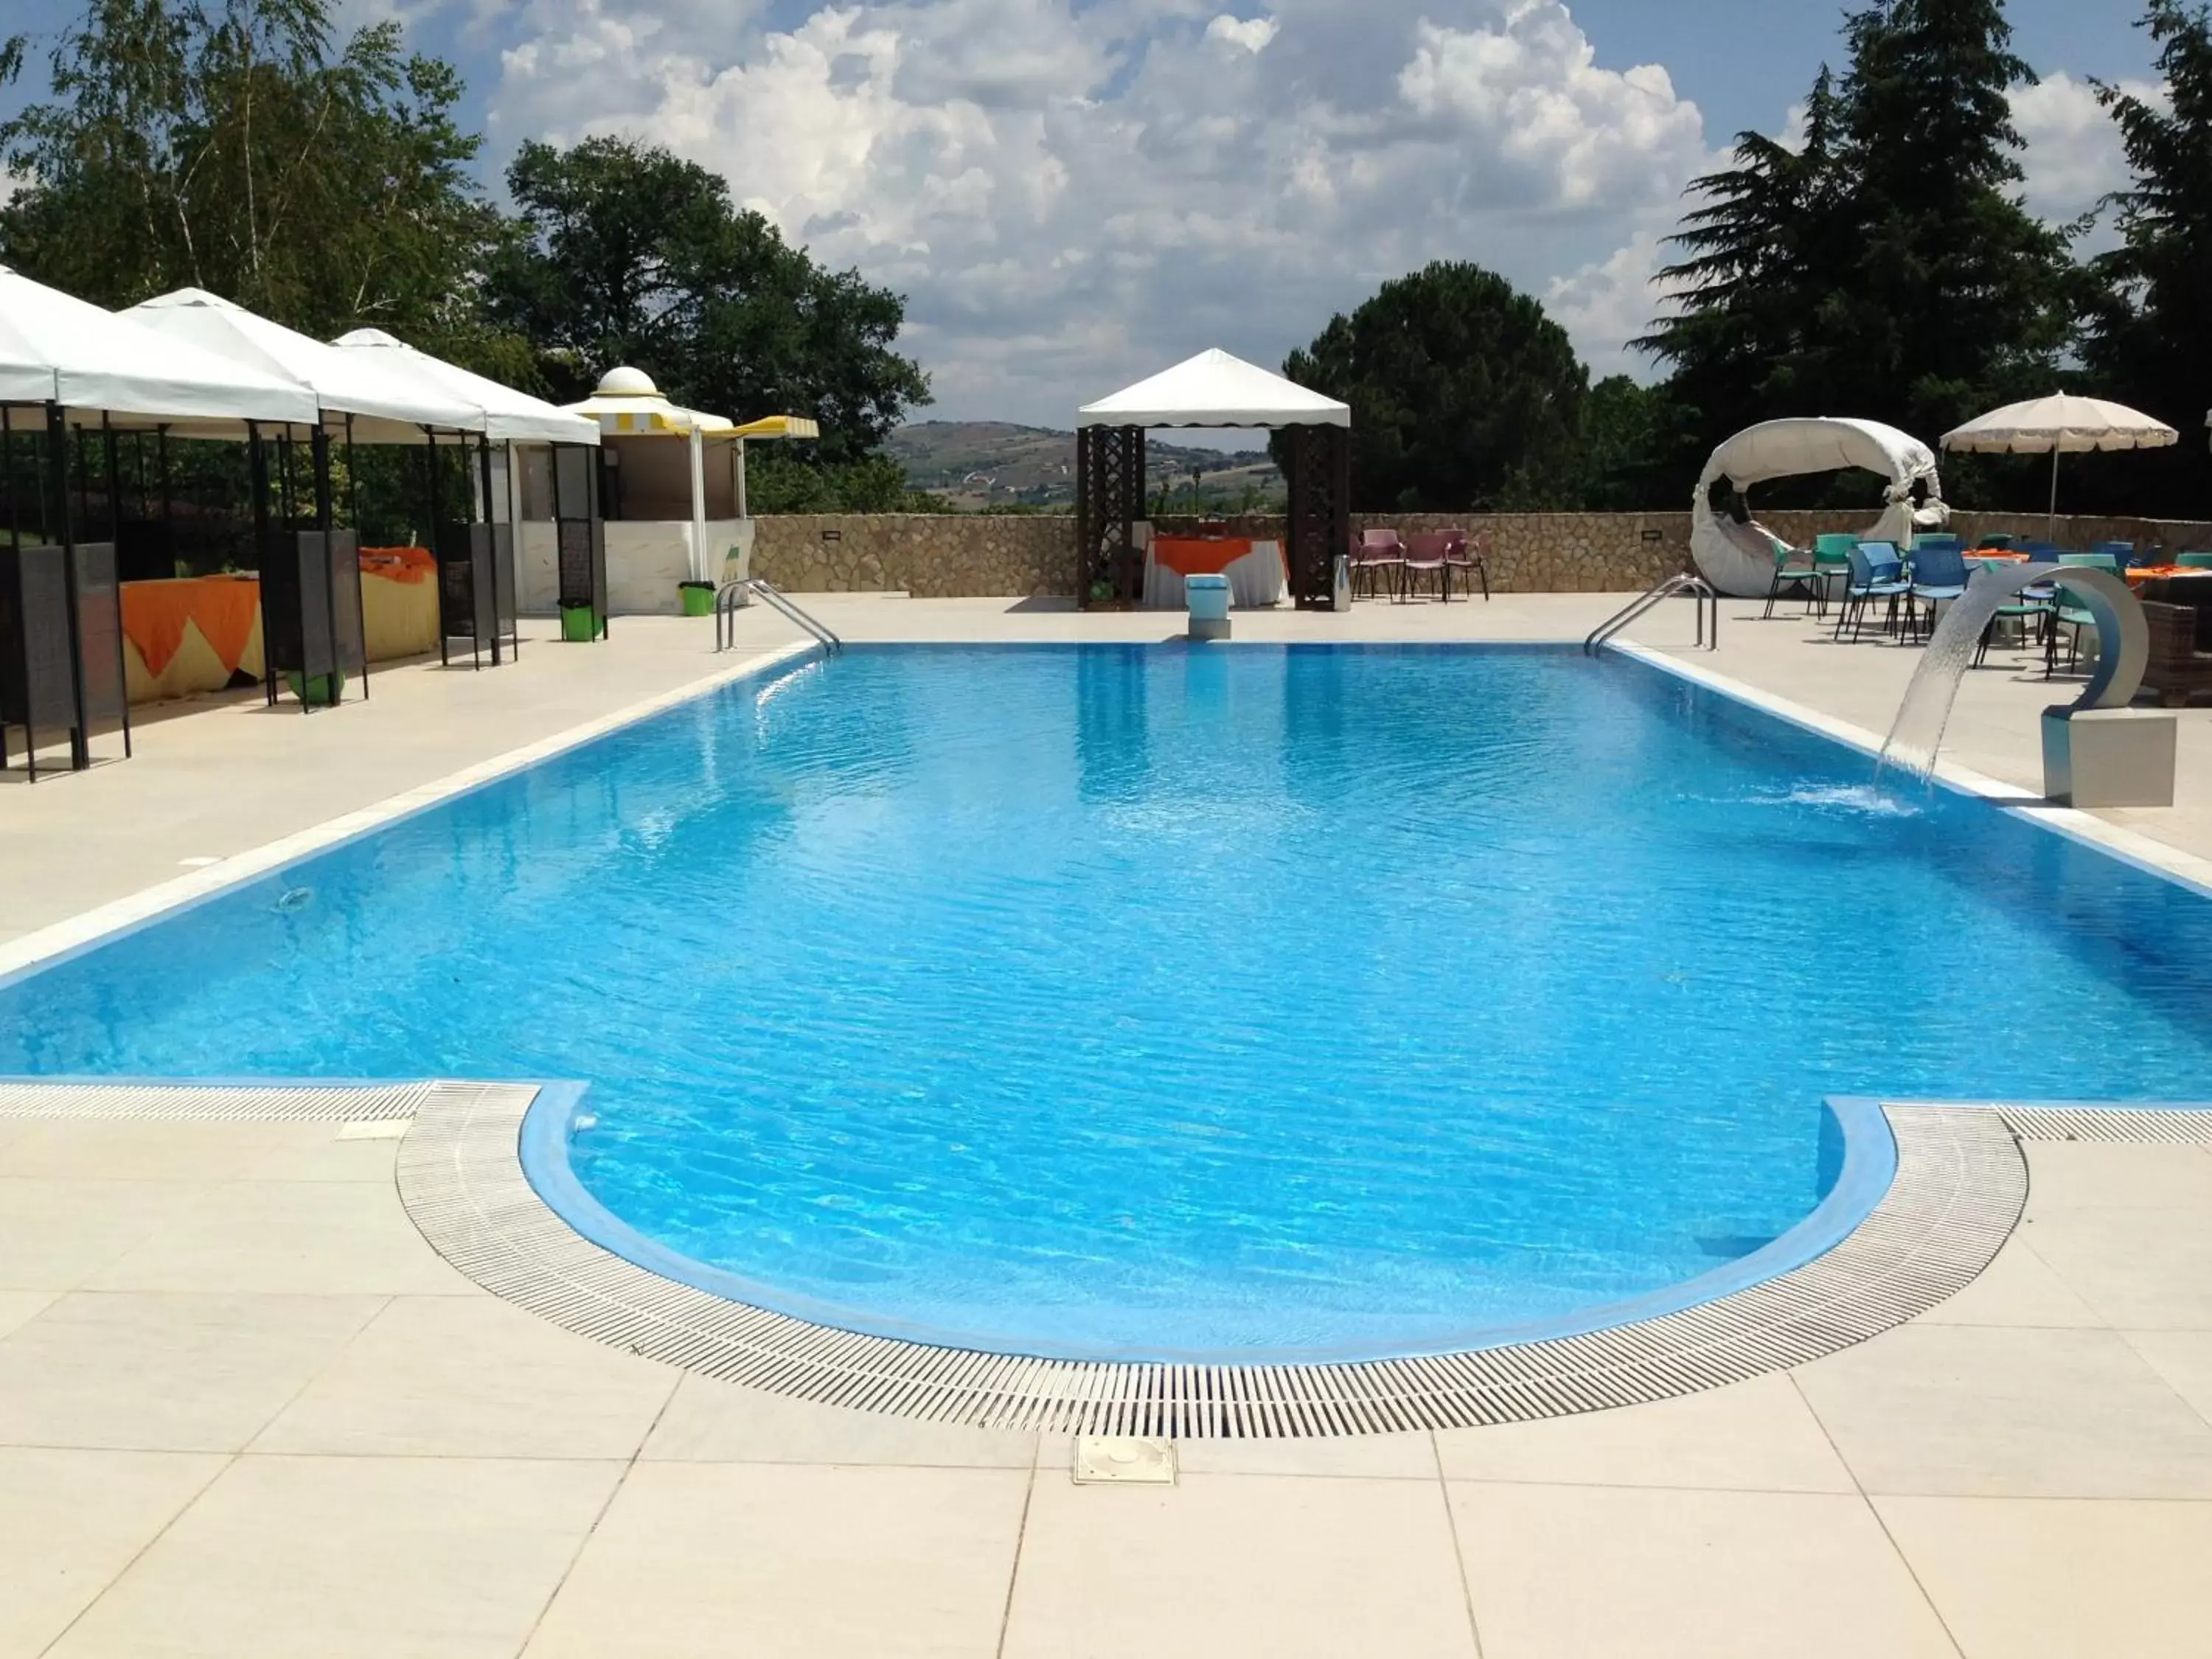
top-left (1079, 349), bottom-right (1349, 429)
top-left (332, 330), bottom-right (598, 447)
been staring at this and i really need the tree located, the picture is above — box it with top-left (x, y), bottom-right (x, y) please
top-left (1637, 70), bottom-right (1853, 481)
top-left (0, 0), bottom-right (512, 366)
top-left (2080, 1), bottom-right (2212, 517)
top-left (1280, 262), bottom-right (1587, 511)
top-left (487, 136), bottom-right (931, 466)
top-left (1573, 377), bottom-right (1674, 509)
top-left (1642, 2), bottom-right (2079, 503)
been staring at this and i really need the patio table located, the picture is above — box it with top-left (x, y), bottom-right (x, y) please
top-left (1143, 535), bottom-right (1286, 609)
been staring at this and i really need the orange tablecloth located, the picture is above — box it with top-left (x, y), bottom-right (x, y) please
top-left (121, 575), bottom-right (262, 678)
top-left (2126, 565), bottom-right (2197, 583)
top-left (1152, 536), bottom-right (1260, 577)
top-left (361, 545), bottom-right (435, 583)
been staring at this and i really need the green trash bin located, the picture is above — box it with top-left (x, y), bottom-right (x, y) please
top-left (679, 581), bottom-right (715, 617)
top-left (559, 602), bottom-right (599, 642)
top-left (284, 669), bottom-right (345, 707)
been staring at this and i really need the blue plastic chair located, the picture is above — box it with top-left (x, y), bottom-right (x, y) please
top-left (1907, 543), bottom-right (1970, 639)
top-left (1836, 543), bottom-right (1911, 641)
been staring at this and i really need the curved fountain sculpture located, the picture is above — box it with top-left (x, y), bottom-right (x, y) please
top-left (1882, 563), bottom-right (2169, 807)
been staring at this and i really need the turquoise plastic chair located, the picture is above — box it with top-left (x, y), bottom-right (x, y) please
top-left (1762, 538), bottom-right (1821, 619)
top-left (2048, 554), bottom-right (2121, 676)
top-left (1812, 532), bottom-right (1858, 610)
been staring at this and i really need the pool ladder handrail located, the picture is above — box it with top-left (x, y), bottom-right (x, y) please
top-left (717, 577), bottom-right (844, 655)
top-left (1585, 572), bottom-right (1719, 656)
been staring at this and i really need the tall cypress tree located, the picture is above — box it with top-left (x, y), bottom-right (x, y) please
top-left (1637, 70), bottom-right (1848, 484)
top-left (1834, 0), bottom-right (2075, 440)
top-left (2081, 1), bottom-right (2212, 517)
top-left (1644, 0), bottom-right (2077, 497)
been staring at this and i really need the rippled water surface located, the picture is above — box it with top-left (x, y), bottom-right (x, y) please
top-left (5, 645), bottom-right (2212, 1359)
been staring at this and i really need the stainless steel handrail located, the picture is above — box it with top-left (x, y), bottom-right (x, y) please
top-left (717, 578), bottom-right (844, 655)
top-left (1585, 573), bottom-right (1719, 656)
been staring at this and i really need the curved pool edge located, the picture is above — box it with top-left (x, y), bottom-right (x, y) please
top-left (516, 1088), bottom-right (1902, 1367)
top-left (385, 1084), bottom-right (2029, 1436)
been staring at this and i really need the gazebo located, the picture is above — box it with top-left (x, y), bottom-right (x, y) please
top-left (1076, 349), bottom-right (1351, 610)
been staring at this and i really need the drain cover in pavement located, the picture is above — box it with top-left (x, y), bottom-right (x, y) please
top-left (1072, 1437), bottom-right (1178, 1484)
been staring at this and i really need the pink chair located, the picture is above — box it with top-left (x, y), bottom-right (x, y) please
top-left (1353, 529), bottom-right (1404, 599)
top-left (1442, 529), bottom-right (1490, 600)
top-left (1402, 532), bottom-right (1452, 602)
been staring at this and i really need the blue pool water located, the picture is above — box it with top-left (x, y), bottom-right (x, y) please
top-left (4, 645), bottom-right (2211, 1360)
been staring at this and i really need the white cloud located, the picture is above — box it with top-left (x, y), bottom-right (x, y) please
top-left (2011, 72), bottom-right (2148, 228)
top-left (1545, 230), bottom-right (1668, 379)
top-left (486, 0), bottom-right (1714, 422)
top-left (1204, 14), bottom-right (1277, 55)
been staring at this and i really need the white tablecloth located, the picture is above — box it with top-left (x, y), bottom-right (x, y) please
top-left (1141, 542), bottom-right (1286, 610)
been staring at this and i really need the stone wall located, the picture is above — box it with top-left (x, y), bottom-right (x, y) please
top-left (751, 514), bottom-right (1075, 597)
top-left (740, 509), bottom-right (2212, 600)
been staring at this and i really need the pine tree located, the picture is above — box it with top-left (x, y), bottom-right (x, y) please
top-left (1643, 1), bottom-right (2078, 498)
top-left (2081, 0), bottom-right (2212, 517)
top-left (1833, 0), bottom-right (2075, 441)
top-left (1637, 69), bottom-right (1848, 483)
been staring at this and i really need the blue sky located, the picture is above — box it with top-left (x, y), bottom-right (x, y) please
top-left (0, 1), bottom-right (2171, 428)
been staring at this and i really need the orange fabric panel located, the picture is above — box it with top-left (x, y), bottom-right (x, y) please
top-left (121, 576), bottom-right (262, 678)
top-left (361, 545), bottom-right (435, 584)
top-left (1152, 536), bottom-right (1255, 577)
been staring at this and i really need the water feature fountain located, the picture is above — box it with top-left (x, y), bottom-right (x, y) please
top-left (1879, 562), bottom-right (2174, 807)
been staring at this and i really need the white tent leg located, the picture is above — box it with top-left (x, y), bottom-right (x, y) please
top-left (688, 426), bottom-right (707, 585)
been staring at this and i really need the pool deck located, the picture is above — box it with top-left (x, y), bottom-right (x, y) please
top-left (4, 593), bottom-right (2212, 1657)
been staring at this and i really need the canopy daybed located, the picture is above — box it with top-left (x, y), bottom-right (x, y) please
top-left (1, 265), bottom-right (316, 776)
top-left (1691, 417), bottom-right (1947, 599)
top-left (1076, 349), bottom-right (1352, 611)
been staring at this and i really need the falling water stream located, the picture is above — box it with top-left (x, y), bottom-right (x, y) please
top-left (1879, 561), bottom-right (2064, 783)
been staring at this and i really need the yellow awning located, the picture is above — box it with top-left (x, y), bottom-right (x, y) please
top-left (727, 414), bottom-right (821, 441)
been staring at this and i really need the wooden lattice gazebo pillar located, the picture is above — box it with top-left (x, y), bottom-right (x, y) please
top-left (1076, 424), bottom-right (1146, 608)
top-left (1281, 422), bottom-right (1350, 611)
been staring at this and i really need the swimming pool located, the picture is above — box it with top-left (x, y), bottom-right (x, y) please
top-left (4, 644), bottom-right (2210, 1362)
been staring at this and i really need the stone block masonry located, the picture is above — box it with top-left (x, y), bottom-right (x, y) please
top-left (741, 509), bottom-right (2212, 601)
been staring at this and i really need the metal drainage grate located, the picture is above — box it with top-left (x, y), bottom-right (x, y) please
top-left (393, 1089), bottom-right (2032, 1439)
top-left (1998, 1105), bottom-right (2212, 1146)
top-left (0, 1079), bottom-right (440, 1123)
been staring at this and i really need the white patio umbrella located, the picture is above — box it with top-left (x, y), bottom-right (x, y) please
top-left (1941, 394), bottom-right (2178, 541)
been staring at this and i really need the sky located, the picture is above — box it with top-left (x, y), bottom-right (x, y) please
top-left (0, 1), bottom-right (2174, 437)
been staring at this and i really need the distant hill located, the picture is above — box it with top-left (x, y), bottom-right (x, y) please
top-left (885, 421), bottom-right (1285, 512)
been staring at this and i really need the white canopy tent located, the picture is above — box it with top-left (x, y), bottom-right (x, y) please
top-left (1078, 348), bottom-right (1351, 429)
top-left (1, 265), bottom-right (318, 431)
top-left (1077, 349), bottom-right (1352, 611)
top-left (330, 330), bottom-right (597, 446)
top-left (1691, 417), bottom-right (1947, 598)
top-left (122, 290), bottom-right (484, 440)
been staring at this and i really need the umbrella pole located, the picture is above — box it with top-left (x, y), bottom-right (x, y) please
top-left (2047, 448), bottom-right (2060, 546)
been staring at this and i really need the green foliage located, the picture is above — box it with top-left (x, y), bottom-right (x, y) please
top-left (2077, 1), bottom-right (2212, 516)
top-left (0, 0), bottom-right (515, 361)
top-left (1280, 262), bottom-right (1587, 511)
top-left (1643, 1), bottom-right (2079, 506)
top-left (1574, 377), bottom-right (1675, 509)
top-left (487, 136), bottom-right (931, 469)
top-left (743, 450), bottom-right (952, 514)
